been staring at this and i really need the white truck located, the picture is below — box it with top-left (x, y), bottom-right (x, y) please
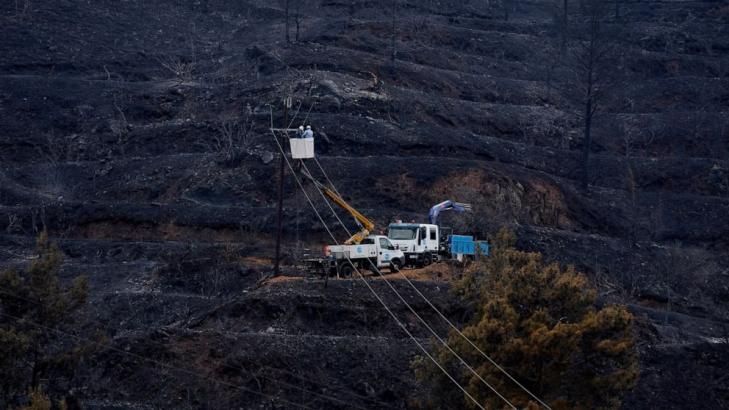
top-left (297, 168), bottom-right (407, 277)
top-left (305, 235), bottom-right (405, 277)
top-left (388, 201), bottom-right (487, 267)
top-left (387, 223), bottom-right (442, 267)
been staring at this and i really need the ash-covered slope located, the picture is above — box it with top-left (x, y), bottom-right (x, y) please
top-left (1, 0), bottom-right (728, 408)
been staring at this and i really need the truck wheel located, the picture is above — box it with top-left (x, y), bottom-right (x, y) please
top-left (390, 259), bottom-right (402, 273)
top-left (423, 253), bottom-right (432, 267)
top-left (339, 262), bottom-right (355, 277)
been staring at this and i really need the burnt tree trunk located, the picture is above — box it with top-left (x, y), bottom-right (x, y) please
top-left (285, 0), bottom-right (290, 43)
top-left (391, 0), bottom-right (397, 64)
top-left (582, 94), bottom-right (593, 191)
top-left (562, 0), bottom-right (569, 51)
top-left (581, 29), bottom-right (596, 192)
top-left (295, 13), bottom-right (300, 42)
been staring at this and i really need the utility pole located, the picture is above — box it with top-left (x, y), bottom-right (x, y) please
top-left (274, 96), bottom-right (292, 276)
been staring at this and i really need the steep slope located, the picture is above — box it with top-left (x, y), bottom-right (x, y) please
top-left (1, 0), bottom-right (728, 408)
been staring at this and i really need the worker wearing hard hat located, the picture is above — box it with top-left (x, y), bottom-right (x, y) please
top-left (297, 125), bottom-right (305, 138)
top-left (302, 125), bottom-right (313, 139)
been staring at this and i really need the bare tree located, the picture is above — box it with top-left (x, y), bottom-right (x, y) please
top-left (207, 115), bottom-right (256, 160)
top-left (499, 0), bottom-right (515, 21)
top-left (12, 0), bottom-right (31, 19)
top-left (156, 55), bottom-right (195, 82)
top-left (285, 0), bottom-right (291, 43)
top-left (566, 0), bottom-right (619, 191)
top-left (391, 0), bottom-right (398, 64)
top-left (294, 2), bottom-right (301, 42)
top-left (560, 0), bottom-right (569, 51)
top-left (623, 131), bottom-right (639, 246)
top-left (659, 243), bottom-right (703, 325)
top-left (6, 214), bottom-right (22, 234)
top-left (293, 0), bottom-right (316, 42)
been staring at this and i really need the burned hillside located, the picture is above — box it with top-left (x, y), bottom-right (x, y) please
top-left (1, 0), bottom-right (728, 409)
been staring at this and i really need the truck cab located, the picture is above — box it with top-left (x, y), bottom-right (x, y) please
top-left (359, 235), bottom-right (404, 268)
top-left (387, 223), bottom-right (440, 267)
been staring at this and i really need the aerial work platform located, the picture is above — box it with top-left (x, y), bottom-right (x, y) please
top-left (289, 137), bottom-right (315, 159)
top-left (271, 126), bottom-right (316, 159)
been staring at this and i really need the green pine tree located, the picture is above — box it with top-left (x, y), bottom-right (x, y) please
top-left (413, 228), bottom-right (638, 409)
top-left (0, 231), bottom-right (90, 407)
top-left (13, 386), bottom-right (68, 410)
top-left (16, 387), bottom-right (51, 410)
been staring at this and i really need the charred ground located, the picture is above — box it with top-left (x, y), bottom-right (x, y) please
top-left (1, 0), bottom-right (728, 409)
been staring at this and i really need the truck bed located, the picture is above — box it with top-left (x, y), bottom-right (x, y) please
top-left (328, 244), bottom-right (377, 260)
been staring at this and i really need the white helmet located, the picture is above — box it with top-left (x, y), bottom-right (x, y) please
top-left (299, 125), bottom-right (304, 131)
top-left (306, 125), bottom-right (312, 130)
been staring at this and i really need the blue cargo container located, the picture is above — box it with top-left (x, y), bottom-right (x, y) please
top-left (451, 235), bottom-right (475, 254)
top-left (476, 241), bottom-right (490, 256)
top-left (450, 235), bottom-right (489, 257)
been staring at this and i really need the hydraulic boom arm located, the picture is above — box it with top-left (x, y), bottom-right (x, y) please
top-left (300, 166), bottom-right (375, 245)
top-left (429, 200), bottom-right (472, 225)
top-left (321, 187), bottom-right (375, 245)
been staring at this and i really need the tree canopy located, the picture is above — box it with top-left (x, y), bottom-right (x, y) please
top-left (413, 228), bottom-right (638, 409)
top-left (0, 232), bottom-right (89, 408)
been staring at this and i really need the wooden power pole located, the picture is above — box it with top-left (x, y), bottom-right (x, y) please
top-left (274, 97), bottom-right (292, 276)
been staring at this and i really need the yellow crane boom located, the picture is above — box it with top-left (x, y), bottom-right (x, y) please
top-left (300, 166), bottom-right (375, 245)
top-left (321, 187), bottom-right (375, 245)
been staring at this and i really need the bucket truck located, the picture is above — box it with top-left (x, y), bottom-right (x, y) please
top-left (301, 170), bottom-right (405, 277)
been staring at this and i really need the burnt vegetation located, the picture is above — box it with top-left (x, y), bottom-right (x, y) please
top-left (1, 0), bottom-right (728, 409)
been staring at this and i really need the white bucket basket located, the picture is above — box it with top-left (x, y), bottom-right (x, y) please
top-left (289, 137), bottom-right (315, 159)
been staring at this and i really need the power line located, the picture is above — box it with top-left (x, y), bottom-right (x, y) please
top-left (269, 127), bottom-right (485, 410)
top-left (286, 99), bottom-right (303, 130)
top-left (309, 158), bottom-right (553, 409)
top-left (301, 102), bottom-right (315, 126)
top-left (300, 160), bottom-right (516, 410)
top-left (284, 100), bottom-right (315, 135)
top-left (395, 264), bottom-right (553, 408)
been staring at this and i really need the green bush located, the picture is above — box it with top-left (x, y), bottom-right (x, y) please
top-left (413, 228), bottom-right (638, 409)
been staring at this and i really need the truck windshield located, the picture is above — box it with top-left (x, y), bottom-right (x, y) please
top-left (388, 227), bottom-right (417, 240)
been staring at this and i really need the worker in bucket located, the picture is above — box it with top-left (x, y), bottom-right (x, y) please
top-left (302, 125), bottom-right (313, 139)
top-left (297, 125), bottom-right (305, 138)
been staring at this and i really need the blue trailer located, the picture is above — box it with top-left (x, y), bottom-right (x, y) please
top-left (449, 235), bottom-right (489, 259)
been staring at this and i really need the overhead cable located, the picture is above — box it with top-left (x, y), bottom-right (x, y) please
top-left (269, 126), bottom-right (486, 410)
